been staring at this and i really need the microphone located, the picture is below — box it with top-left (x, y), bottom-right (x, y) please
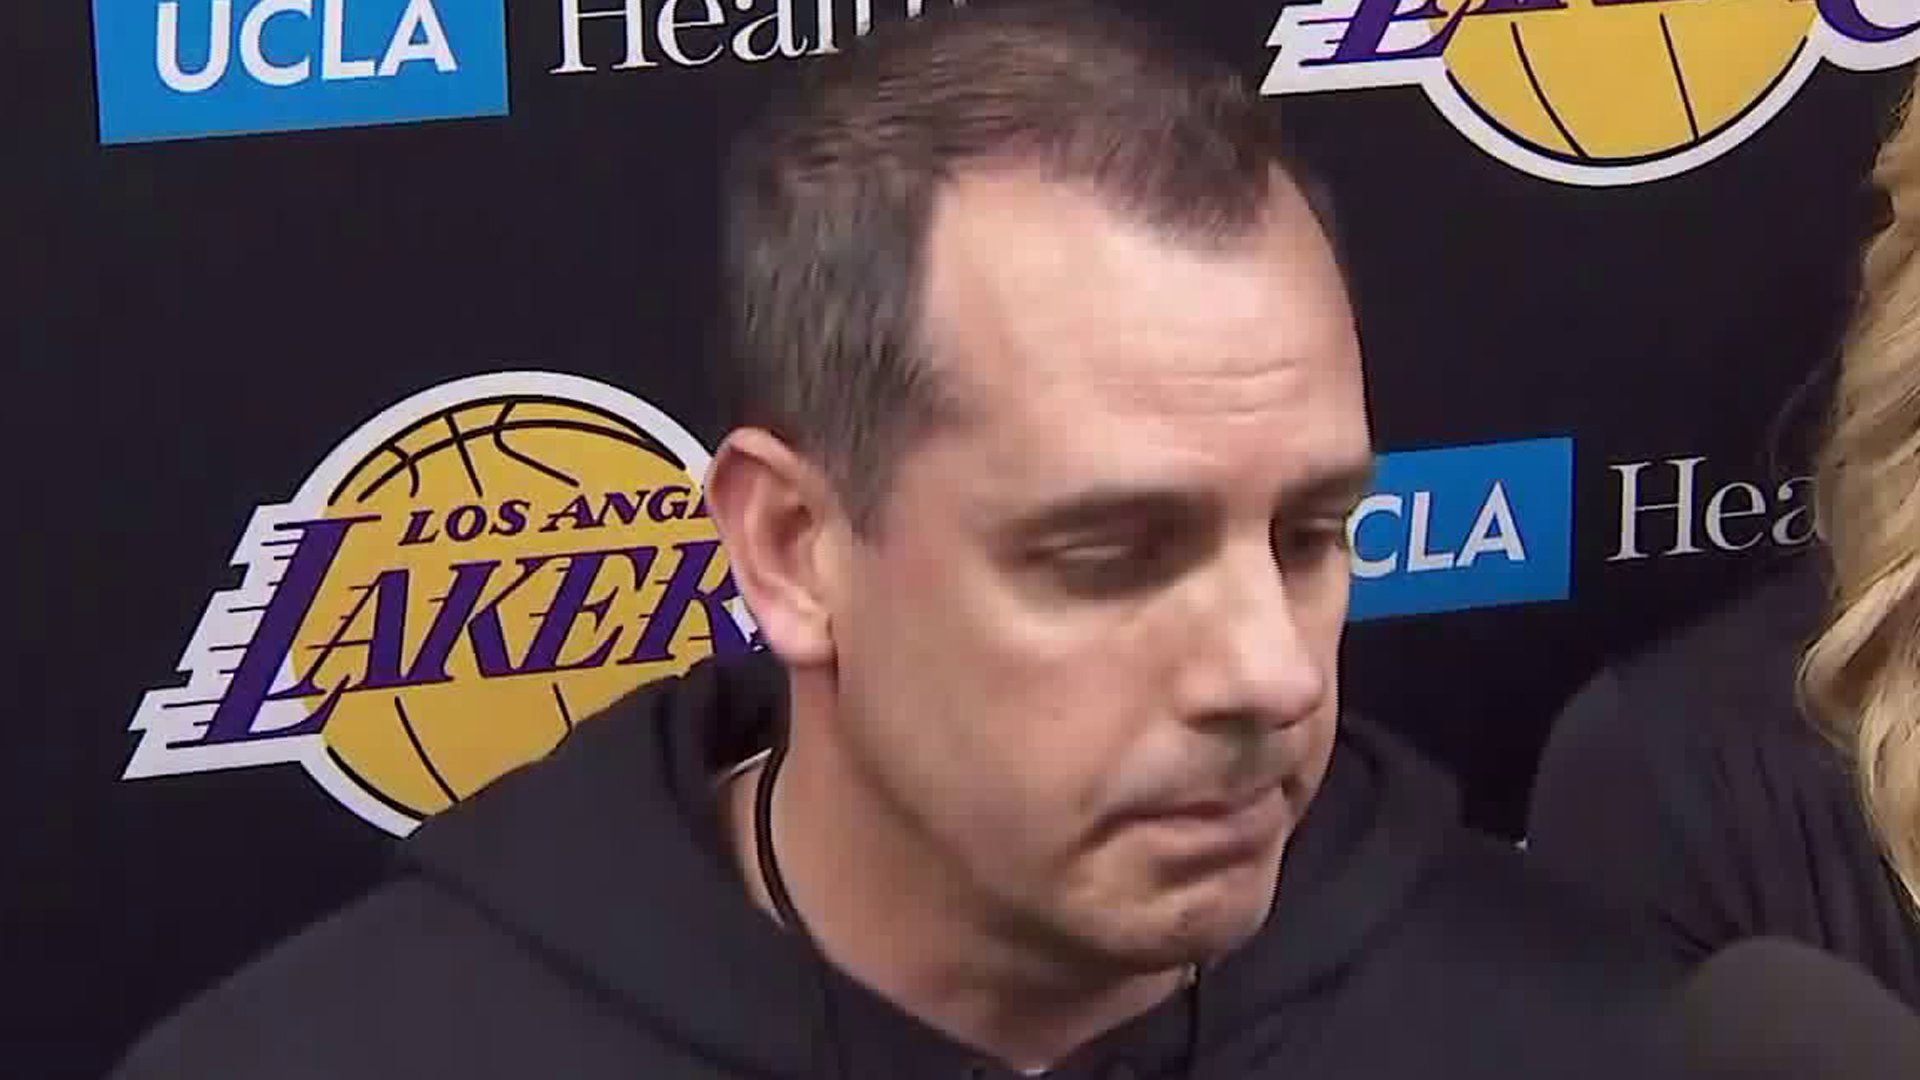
top-left (1668, 937), bottom-right (1920, 1078)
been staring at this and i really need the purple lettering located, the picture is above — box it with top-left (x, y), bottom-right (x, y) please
top-left (647, 485), bottom-right (691, 523)
top-left (445, 504), bottom-right (487, 543)
top-left (491, 498), bottom-right (530, 537)
top-left (1467, 0), bottom-right (1569, 12)
top-left (598, 491), bottom-right (646, 527)
top-left (380, 555), bottom-right (567, 684)
top-left (1325, 0), bottom-right (1565, 65)
top-left (461, 555), bottom-right (568, 676)
top-left (1819, 0), bottom-right (1920, 43)
top-left (519, 546), bottom-right (663, 673)
top-left (397, 560), bottom-right (504, 685)
top-left (541, 494), bottom-right (597, 533)
top-left (191, 515), bottom-right (376, 745)
top-left (266, 569), bottom-right (413, 724)
top-left (1327, 0), bottom-right (1451, 63)
top-left (622, 539), bottom-right (750, 665)
top-left (193, 526), bottom-right (750, 745)
top-left (399, 509), bottom-right (439, 546)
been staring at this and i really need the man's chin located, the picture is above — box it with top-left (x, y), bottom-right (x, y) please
top-left (1179, 898), bottom-right (1278, 960)
top-left (1178, 854), bottom-right (1291, 946)
top-left (1093, 886), bottom-right (1279, 974)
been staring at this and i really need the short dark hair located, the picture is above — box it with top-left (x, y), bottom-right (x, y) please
top-left (721, 0), bottom-right (1333, 528)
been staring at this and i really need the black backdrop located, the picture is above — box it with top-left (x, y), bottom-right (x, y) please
top-left (6, 1), bottom-right (1916, 1076)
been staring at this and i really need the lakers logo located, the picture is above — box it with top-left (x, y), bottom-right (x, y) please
top-left (125, 372), bottom-right (755, 836)
top-left (1264, 0), bottom-right (1920, 186)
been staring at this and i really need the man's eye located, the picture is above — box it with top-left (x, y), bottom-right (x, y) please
top-left (1274, 522), bottom-right (1350, 563)
top-left (1051, 541), bottom-right (1142, 571)
top-left (1043, 538), bottom-right (1168, 594)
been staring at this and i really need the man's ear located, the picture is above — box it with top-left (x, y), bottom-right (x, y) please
top-left (704, 428), bottom-right (843, 668)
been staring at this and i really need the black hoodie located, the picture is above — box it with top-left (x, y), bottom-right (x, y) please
top-left (115, 651), bottom-right (1683, 1079)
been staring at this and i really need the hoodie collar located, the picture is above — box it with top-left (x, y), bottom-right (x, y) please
top-left (403, 650), bottom-right (1455, 1077)
top-left (405, 651), bottom-right (817, 1076)
top-left (1198, 707), bottom-right (1456, 1040)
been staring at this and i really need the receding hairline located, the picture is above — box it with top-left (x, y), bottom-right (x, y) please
top-left (931, 152), bottom-right (1320, 236)
top-left (903, 158), bottom-right (1340, 423)
top-left (717, 2), bottom-right (1341, 528)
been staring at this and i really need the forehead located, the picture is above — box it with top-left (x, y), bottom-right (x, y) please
top-left (913, 169), bottom-right (1368, 506)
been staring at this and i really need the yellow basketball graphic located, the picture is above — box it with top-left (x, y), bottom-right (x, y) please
top-left (1439, 0), bottom-right (1815, 164)
top-left (124, 372), bottom-right (748, 836)
top-left (1260, 0), bottom-right (1920, 186)
top-left (288, 393), bottom-right (737, 821)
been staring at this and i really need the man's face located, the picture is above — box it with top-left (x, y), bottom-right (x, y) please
top-left (829, 169), bottom-right (1371, 971)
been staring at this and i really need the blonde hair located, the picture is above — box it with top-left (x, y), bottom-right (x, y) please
top-left (1801, 78), bottom-right (1920, 912)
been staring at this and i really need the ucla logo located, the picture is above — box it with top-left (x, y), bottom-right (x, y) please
top-left (125, 373), bottom-right (755, 835)
top-left (1347, 437), bottom-right (1573, 620)
top-left (1264, 0), bottom-right (1920, 186)
top-left (93, 0), bottom-right (509, 144)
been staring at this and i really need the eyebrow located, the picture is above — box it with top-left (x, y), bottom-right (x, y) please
top-left (1290, 460), bottom-right (1377, 512)
top-left (1005, 488), bottom-right (1211, 543)
top-left (1003, 458), bottom-right (1378, 543)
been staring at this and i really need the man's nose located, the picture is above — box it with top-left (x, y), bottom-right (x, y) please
top-left (1176, 541), bottom-right (1331, 731)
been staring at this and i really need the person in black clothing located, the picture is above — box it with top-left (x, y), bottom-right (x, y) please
top-left (1528, 79), bottom-right (1920, 1008)
top-left (1528, 557), bottom-right (1920, 1007)
top-left (116, 4), bottom-right (1682, 1077)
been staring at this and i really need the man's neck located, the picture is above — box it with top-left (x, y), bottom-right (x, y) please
top-left (722, 724), bottom-right (1186, 1072)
